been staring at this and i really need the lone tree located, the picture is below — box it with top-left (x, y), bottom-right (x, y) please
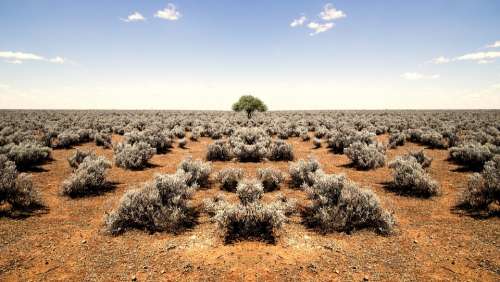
top-left (232, 95), bottom-right (267, 119)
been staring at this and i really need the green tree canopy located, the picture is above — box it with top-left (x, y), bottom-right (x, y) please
top-left (232, 95), bottom-right (267, 119)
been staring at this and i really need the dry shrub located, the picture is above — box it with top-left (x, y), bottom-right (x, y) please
top-left (449, 142), bottom-right (494, 169)
top-left (268, 140), bottom-right (294, 161)
top-left (205, 179), bottom-right (295, 243)
top-left (105, 172), bottom-right (196, 235)
top-left (206, 140), bottom-right (232, 161)
top-left (177, 157), bottom-right (211, 187)
top-left (289, 158), bottom-right (322, 188)
top-left (68, 149), bottom-right (95, 169)
top-left (344, 141), bottom-right (386, 170)
top-left (388, 156), bottom-right (440, 197)
top-left (257, 168), bottom-right (284, 191)
top-left (0, 155), bottom-right (43, 209)
top-left (303, 173), bottom-right (394, 235)
top-left (114, 141), bottom-right (156, 170)
top-left (459, 156), bottom-right (499, 210)
top-left (61, 156), bottom-right (112, 197)
top-left (6, 141), bottom-right (51, 169)
top-left (216, 168), bottom-right (244, 191)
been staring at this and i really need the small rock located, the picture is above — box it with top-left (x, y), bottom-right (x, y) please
top-left (81, 240), bottom-right (87, 244)
top-left (334, 269), bottom-right (339, 274)
top-left (304, 235), bottom-right (310, 240)
top-left (160, 270), bottom-right (165, 274)
top-left (131, 275), bottom-right (137, 281)
top-left (143, 266), bottom-right (148, 269)
top-left (363, 275), bottom-right (369, 281)
top-left (413, 240), bottom-right (418, 244)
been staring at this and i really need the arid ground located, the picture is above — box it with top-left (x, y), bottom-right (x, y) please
top-left (0, 134), bottom-right (499, 281)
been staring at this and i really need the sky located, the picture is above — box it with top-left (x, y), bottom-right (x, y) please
top-left (0, 0), bottom-right (499, 110)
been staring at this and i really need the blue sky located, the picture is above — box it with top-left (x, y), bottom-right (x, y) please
top-left (0, 0), bottom-right (499, 109)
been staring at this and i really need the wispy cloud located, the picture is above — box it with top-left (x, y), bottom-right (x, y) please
top-left (0, 51), bottom-right (67, 65)
top-left (430, 56), bottom-right (451, 64)
top-left (401, 72), bottom-right (440, 80)
top-left (319, 4), bottom-right (346, 21)
top-left (121, 12), bottom-right (146, 22)
top-left (290, 3), bottom-right (345, 36)
top-left (307, 22), bottom-right (334, 36)
top-left (155, 4), bottom-right (181, 21)
top-left (290, 16), bottom-right (307, 27)
top-left (486, 40), bottom-right (500, 48)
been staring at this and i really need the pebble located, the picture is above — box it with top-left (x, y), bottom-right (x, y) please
top-left (81, 240), bottom-right (87, 244)
top-left (363, 275), bottom-right (370, 281)
top-left (131, 275), bottom-right (137, 281)
top-left (413, 240), bottom-right (418, 244)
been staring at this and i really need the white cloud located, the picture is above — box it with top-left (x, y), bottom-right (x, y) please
top-left (0, 51), bottom-right (44, 61)
top-left (155, 4), bottom-right (181, 21)
top-left (319, 4), bottom-right (346, 21)
top-left (431, 56), bottom-right (451, 64)
top-left (122, 12), bottom-right (146, 22)
top-left (0, 51), bottom-right (67, 65)
top-left (455, 51), bottom-right (500, 62)
top-left (486, 40), bottom-right (500, 48)
top-left (290, 16), bottom-right (307, 27)
top-left (401, 72), bottom-right (440, 80)
top-left (49, 56), bottom-right (66, 64)
top-left (307, 22), bottom-right (334, 36)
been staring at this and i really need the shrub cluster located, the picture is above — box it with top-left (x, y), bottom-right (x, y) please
top-left (5, 141), bottom-right (52, 169)
top-left (268, 140), bottom-right (294, 161)
top-left (303, 172), bottom-right (395, 235)
top-left (114, 141), bottom-right (156, 170)
top-left (0, 155), bottom-right (43, 209)
top-left (289, 158), bottom-right (322, 188)
top-left (206, 140), bottom-right (232, 161)
top-left (68, 149), bottom-right (95, 169)
top-left (406, 149), bottom-right (432, 168)
top-left (205, 179), bottom-right (294, 243)
top-left (216, 168), bottom-right (244, 191)
top-left (177, 157), bottom-right (211, 187)
top-left (95, 132), bottom-right (112, 148)
top-left (388, 156), bottom-right (440, 197)
top-left (327, 129), bottom-right (374, 154)
top-left (459, 156), bottom-right (499, 210)
top-left (61, 155), bottom-right (112, 197)
top-left (124, 130), bottom-right (172, 153)
top-left (257, 168), bottom-right (285, 192)
top-left (344, 141), bottom-right (386, 170)
top-left (449, 142), bottom-right (495, 169)
top-left (105, 172), bottom-right (195, 235)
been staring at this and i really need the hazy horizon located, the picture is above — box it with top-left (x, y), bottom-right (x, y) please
top-left (1, 1), bottom-right (500, 110)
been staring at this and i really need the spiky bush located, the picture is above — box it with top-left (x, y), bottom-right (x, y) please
top-left (177, 157), bottom-right (211, 187)
top-left (216, 168), bottom-right (244, 191)
top-left (268, 140), bottom-right (294, 161)
top-left (205, 180), bottom-right (292, 243)
top-left (236, 180), bottom-right (264, 205)
top-left (289, 158), bottom-right (322, 188)
top-left (313, 138), bottom-right (322, 148)
top-left (114, 141), bottom-right (156, 170)
top-left (389, 131), bottom-right (406, 148)
top-left (0, 155), bottom-right (43, 209)
top-left (327, 129), bottom-right (375, 154)
top-left (388, 156), bottom-right (440, 197)
top-left (95, 132), bottom-right (112, 148)
top-left (406, 149), bottom-right (432, 168)
top-left (6, 141), bottom-right (51, 169)
top-left (57, 131), bottom-right (80, 148)
top-left (229, 127), bottom-right (271, 162)
top-left (206, 140), bottom-right (232, 161)
top-left (105, 172), bottom-right (195, 235)
top-left (344, 141), bottom-right (386, 170)
top-left (68, 149), bottom-right (95, 169)
top-left (303, 173), bottom-right (394, 235)
top-left (257, 168), bottom-right (284, 191)
top-left (61, 156), bottom-right (112, 197)
top-left (449, 142), bottom-right (494, 169)
top-left (124, 130), bottom-right (172, 153)
top-left (459, 156), bottom-right (499, 210)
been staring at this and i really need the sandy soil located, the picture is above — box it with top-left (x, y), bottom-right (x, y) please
top-left (0, 134), bottom-right (499, 281)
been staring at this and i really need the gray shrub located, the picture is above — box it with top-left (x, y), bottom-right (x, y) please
top-left (459, 156), bottom-right (499, 210)
top-left (388, 156), bottom-right (440, 197)
top-left (61, 155), bottom-right (112, 197)
top-left (177, 157), bottom-right (211, 187)
top-left (303, 173), bottom-right (395, 235)
top-left (114, 141), bottom-right (156, 170)
top-left (344, 141), bottom-right (386, 170)
top-left (289, 158), bottom-right (322, 188)
top-left (216, 168), bottom-right (244, 191)
top-left (257, 168), bottom-right (284, 191)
